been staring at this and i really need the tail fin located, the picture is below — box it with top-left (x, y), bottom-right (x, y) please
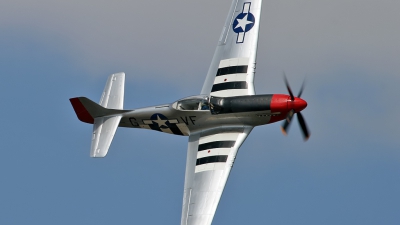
top-left (99, 72), bottom-right (125, 109)
top-left (70, 72), bottom-right (126, 157)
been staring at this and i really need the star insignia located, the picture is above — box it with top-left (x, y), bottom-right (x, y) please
top-left (234, 14), bottom-right (253, 32)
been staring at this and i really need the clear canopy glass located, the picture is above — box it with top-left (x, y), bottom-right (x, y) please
top-left (172, 95), bottom-right (210, 111)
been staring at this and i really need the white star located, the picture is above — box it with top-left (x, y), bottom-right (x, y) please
top-left (234, 14), bottom-right (253, 32)
top-left (152, 115), bottom-right (167, 127)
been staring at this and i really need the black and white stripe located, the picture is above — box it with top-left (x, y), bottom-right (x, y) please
top-left (196, 155), bottom-right (228, 166)
top-left (216, 65), bottom-right (248, 76)
top-left (198, 141), bottom-right (236, 151)
top-left (211, 81), bottom-right (248, 92)
top-left (211, 57), bottom-right (250, 97)
top-left (195, 132), bottom-right (241, 173)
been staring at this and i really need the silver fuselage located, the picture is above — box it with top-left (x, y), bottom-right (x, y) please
top-left (118, 94), bottom-right (283, 136)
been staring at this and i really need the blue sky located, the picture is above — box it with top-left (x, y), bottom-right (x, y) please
top-left (0, 0), bottom-right (399, 224)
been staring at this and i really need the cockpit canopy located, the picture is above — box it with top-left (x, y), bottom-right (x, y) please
top-left (172, 95), bottom-right (210, 111)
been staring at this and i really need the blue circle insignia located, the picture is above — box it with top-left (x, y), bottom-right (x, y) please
top-left (232, 12), bottom-right (256, 33)
top-left (150, 113), bottom-right (170, 129)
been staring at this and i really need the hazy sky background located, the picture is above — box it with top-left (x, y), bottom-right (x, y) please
top-left (0, 0), bottom-right (399, 224)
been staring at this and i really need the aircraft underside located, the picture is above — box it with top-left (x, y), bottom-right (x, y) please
top-left (69, 1), bottom-right (310, 224)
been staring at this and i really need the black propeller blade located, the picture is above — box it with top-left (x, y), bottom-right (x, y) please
top-left (281, 109), bottom-right (294, 135)
top-left (283, 72), bottom-right (295, 101)
top-left (280, 75), bottom-right (310, 141)
top-left (297, 112), bottom-right (310, 141)
top-left (297, 80), bottom-right (305, 98)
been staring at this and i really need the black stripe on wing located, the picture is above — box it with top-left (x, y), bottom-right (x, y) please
top-left (198, 141), bottom-right (236, 151)
top-left (196, 155), bottom-right (228, 166)
top-left (211, 81), bottom-right (248, 92)
top-left (216, 65), bottom-right (248, 76)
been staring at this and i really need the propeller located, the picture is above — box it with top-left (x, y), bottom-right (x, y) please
top-left (281, 74), bottom-right (310, 141)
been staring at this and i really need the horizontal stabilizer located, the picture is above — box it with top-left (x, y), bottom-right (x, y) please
top-left (91, 115), bottom-right (122, 157)
top-left (70, 72), bottom-right (127, 157)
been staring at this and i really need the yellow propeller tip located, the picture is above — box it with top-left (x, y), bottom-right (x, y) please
top-left (304, 135), bottom-right (310, 141)
top-left (280, 127), bottom-right (287, 136)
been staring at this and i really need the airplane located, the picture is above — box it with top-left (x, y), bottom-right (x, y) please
top-left (70, 0), bottom-right (310, 224)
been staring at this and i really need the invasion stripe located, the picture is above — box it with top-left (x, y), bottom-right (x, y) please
top-left (198, 141), bottom-right (236, 151)
top-left (168, 125), bottom-right (184, 136)
top-left (216, 65), bottom-right (248, 76)
top-left (196, 155), bottom-right (228, 166)
top-left (195, 162), bottom-right (225, 173)
top-left (148, 124), bottom-right (162, 131)
top-left (211, 81), bottom-right (248, 92)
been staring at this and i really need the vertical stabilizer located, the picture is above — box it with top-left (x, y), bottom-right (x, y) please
top-left (90, 72), bottom-right (125, 157)
top-left (100, 72), bottom-right (125, 109)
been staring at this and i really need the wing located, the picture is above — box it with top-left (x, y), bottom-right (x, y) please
top-left (201, 0), bottom-right (263, 97)
top-left (181, 126), bottom-right (253, 225)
